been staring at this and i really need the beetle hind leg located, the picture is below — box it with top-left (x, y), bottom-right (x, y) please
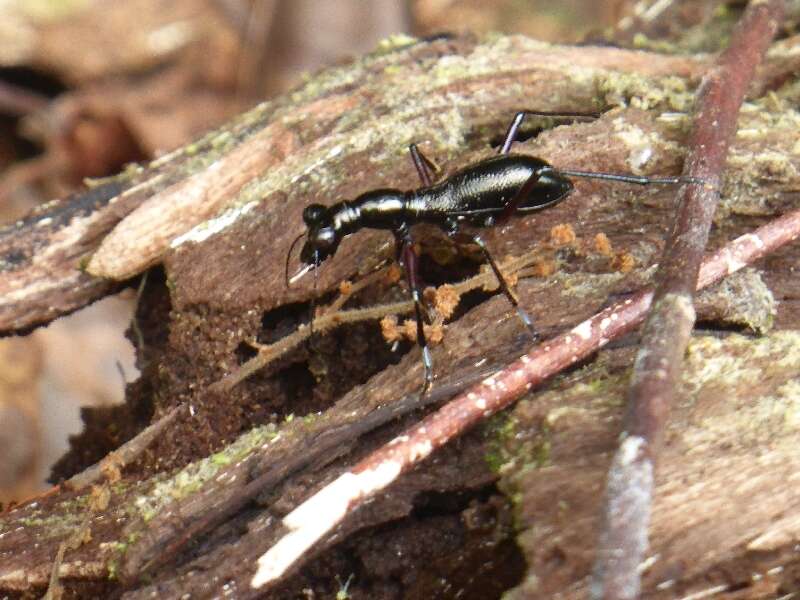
top-left (499, 110), bottom-right (600, 154)
top-left (408, 144), bottom-right (438, 187)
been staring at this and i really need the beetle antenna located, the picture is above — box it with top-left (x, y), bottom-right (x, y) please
top-left (557, 169), bottom-right (704, 186)
top-left (285, 232), bottom-right (307, 287)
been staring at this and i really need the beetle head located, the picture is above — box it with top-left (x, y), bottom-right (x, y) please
top-left (299, 204), bottom-right (339, 264)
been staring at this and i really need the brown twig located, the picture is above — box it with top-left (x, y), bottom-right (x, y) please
top-left (592, 2), bottom-right (785, 598)
top-left (249, 203), bottom-right (800, 589)
top-left (324, 264), bottom-right (394, 313)
top-left (211, 246), bottom-right (545, 392)
top-left (63, 406), bottom-right (183, 491)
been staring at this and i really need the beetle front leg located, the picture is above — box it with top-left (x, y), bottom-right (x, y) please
top-left (395, 226), bottom-right (434, 395)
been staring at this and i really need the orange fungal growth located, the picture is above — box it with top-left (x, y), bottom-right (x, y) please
top-left (550, 223), bottom-right (576, 246)
top-left (380, 315), bottom-right (402, 343)
top-left (612, 252), bottom-right (636, 273)
top-left (594, 232), bottom-right (613, 256)
top-left (425, 322), bottom-right (445, 345)
top-left (532, 259), bottom-right (556, 278)
top-left (385, 264), bottom-right (403, 284)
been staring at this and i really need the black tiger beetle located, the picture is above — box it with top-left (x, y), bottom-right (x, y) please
top-left (287, 110), bottom-right (700, 395)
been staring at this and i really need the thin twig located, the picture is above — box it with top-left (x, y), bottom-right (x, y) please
top-left (324, 264), bottom-right (394, 314)
top-left (249, 204), bottom-right (800, 590)
top-left (211, 246), bottom-right (546, 392)
top-left (592, 2), bottom-right (785, 598)
top-left (64, 406), bottom-right (183, 491)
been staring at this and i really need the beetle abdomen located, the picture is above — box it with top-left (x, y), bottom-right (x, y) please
top-left (420, 154), bottom-right (572, 220)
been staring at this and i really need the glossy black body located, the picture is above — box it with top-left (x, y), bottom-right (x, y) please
top-left (299, 154), bottom-right (572, 264)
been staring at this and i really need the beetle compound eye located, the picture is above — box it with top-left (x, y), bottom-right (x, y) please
top-left (303, 204), bottom-right (327, 226)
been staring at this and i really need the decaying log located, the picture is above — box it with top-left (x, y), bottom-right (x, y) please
top-left (2, 27), bottom-right (800, 600)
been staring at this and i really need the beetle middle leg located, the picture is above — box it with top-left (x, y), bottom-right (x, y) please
top-left (411, 139), bottom-right (543, 340)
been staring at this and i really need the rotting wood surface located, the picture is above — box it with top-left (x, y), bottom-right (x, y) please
top-left (1, 32), bottom-right (800, 599)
